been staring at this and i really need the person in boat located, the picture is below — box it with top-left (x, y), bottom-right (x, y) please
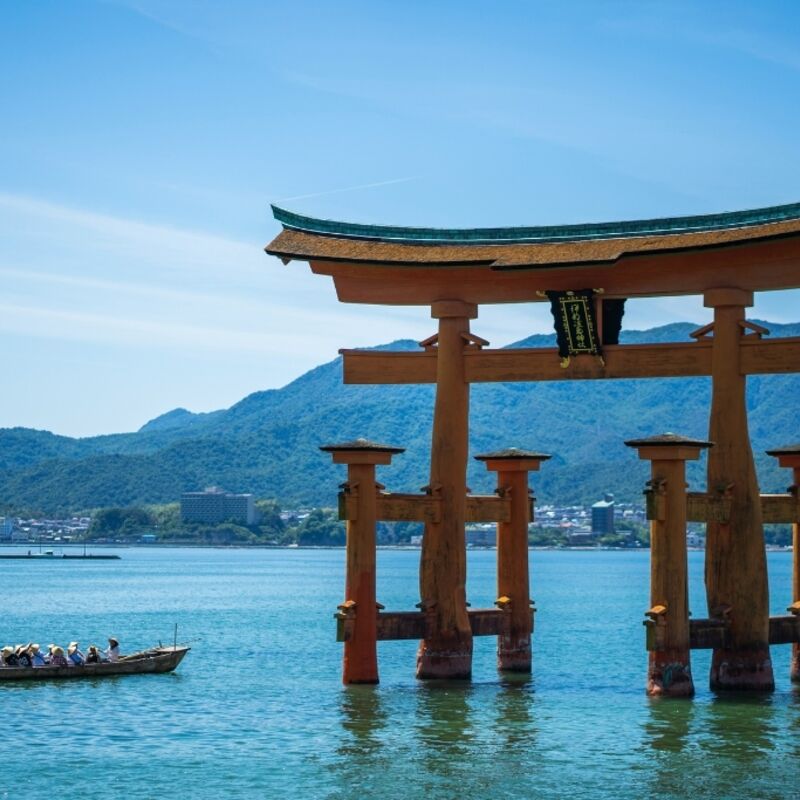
top-left (1, 646), bottom-right (18, 666)
top-left (48, 645), bottom-right (68, 667)
top-left (85, 645), bottom-right (101, 664)
top-left (106, 637), bottom-right (120, 662)
top-left (67, 642), bottom-right (85, 665)
top-left (16, 644), bottom-right (32, 668)
top-left (29, 644), bottom-right (47, 667)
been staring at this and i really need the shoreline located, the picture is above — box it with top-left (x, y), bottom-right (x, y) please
top-left (0, 543), bottom-right (792, 553)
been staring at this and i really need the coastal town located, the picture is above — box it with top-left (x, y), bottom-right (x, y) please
top-left (1, 490), bottom-right (704, 548)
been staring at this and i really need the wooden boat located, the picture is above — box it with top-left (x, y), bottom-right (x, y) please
top-left (0, 646), bottom-right (190, 682)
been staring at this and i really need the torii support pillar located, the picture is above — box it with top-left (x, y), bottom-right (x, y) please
top-left (320, 438), bottom-right (405, 685)
top-left (417, 300), bottom-right (477, 679)
top-left (704, 288), bottom-right (773, 691)
top-left (766, 443), bottom-right (800, 682)
top-left (626, 433), bottom-right (712, 697)
top-left (475, 448), bottom-right (551, 672)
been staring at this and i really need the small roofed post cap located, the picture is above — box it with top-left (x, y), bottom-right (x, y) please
top-left (766, 442), bottom-right (800, 470)
top-left (320, 437), bottom-right (405, 466)
top-left (319, 438), bottom-right (405, 454)
top-left (766, 443), bottom-right (800, 457)
top-left (625, 432), bottom-right (713, 461)
top-left (474, 447), bottom-right (551, 461)
top-left (475, 447), bottom-right (552, 472)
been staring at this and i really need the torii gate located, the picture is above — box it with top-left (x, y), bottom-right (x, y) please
top-left (266, 202), bottom-right (800, 695)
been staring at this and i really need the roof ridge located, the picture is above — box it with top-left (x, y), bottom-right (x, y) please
top-left (271, 201), bottom-right (800, 245)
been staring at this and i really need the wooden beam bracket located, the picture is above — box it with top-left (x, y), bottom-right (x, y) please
top-left (690, 321), bottom-right (715, 340)
top-left (335, 600), bottom-right (357, 642)
top-left (643, 481), bottom-right (666, 521)
top-left (643, 604), bottom-right (668, 651)
top-left (739, 319), bottom-right (770, 338)
top-left (418, 333), bottom-right (438, 351)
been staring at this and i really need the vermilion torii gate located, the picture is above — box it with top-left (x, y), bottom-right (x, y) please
top-left (266, 202), bottom-right (800, 694)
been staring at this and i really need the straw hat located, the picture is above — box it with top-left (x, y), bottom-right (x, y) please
top-left (1, 646), bottom-right (13, 657)
top-left (30, 644), bottom-right (40, 653)
top-left (52, 646), bottom-right (64, 656)
top-left (67, 642), bottom-right (79, 654)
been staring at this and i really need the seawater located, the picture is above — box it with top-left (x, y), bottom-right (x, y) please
top-left (1, 548), bottom-right (799, 799)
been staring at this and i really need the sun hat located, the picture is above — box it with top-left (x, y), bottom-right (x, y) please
top-left (108, 637), bottom-right (119, 647)
top-left (52, 646), bottom-right (64, 656)
top-left (30, 644), bottom-right (40, 653)
top-left (67, 642), bottom-right (79, 654)
top-left (1, 646), bottom-right (13, 657)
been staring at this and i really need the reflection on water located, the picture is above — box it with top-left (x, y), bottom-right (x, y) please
top-left (702, 694), bottom-right (778, 759)
top-left (495, 673), bottom-right (536, 748)
top-left (337, 684), bottom-right (388, 756)
top-left (645, 697), bottom-right (694, 753)
top-left (3, 548), bottom-right (799, 800)
top-left (644, 692), bottom-right (788, 799)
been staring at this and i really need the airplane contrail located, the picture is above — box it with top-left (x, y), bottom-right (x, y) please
top-left (277, 176), bottom-right (420, 203)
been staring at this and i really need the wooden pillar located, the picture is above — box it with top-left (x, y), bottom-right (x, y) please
top-left (626, 434), bottom-right (711, 697)
top-left (475, 448), bottom-right (551, 672)
top-left (417, 300), bottom-right (477, 679)
top-left (704, 288), bottom-right (773, 691)
top-left (321, 438), bottom-right (404, 685)
top-left (766, 443), bottom-right (800, 682)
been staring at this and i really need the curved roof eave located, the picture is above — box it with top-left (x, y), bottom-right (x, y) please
top-left (271, 201), bottom-right (800, 246)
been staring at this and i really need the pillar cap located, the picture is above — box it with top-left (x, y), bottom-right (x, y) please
top-left (474, 447), bottom-right (551, 462)
top-left (624, 433), bottom-right (713, 449)
top-left (320, 438), bottom-right (405, 454)
top-left (766, 443), bottom-right (800, 457)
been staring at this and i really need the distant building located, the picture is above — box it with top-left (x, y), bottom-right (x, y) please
top-left (466, 527), bottom-right (496, 547)
top-left (591, 494), bottom-right (615, 535)
top-left (181, 487), bottom-right (256, 525)
top-left (686, 531), bottom-right (706, 548)
top-left (0, 517), bottom-right (13, 541)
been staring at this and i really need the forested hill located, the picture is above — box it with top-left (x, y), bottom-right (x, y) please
top-left (1, 321), bottom-right (798, 514)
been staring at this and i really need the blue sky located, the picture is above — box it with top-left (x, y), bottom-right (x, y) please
top-left (2, 0), bottom-right (800, 436)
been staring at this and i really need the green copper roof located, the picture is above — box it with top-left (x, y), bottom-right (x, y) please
top-left (272, 201), bottom-right (800, 245)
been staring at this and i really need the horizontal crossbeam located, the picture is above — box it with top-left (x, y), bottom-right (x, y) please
top-left (645, 492), bottom-right (799, 523)
top-left (646, 615), bottom-right (800, 651)
top-left (336, 608), bottom-right (515, 642)
top-left (342, 336), bottom-right (800, 385)
top-left (337, 491), bottom-right (513, 523)
top-left (761, 493), bottom-right (800, 524)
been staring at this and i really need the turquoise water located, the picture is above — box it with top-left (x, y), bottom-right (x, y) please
top-left (1, 548), bottom-right (798, 799)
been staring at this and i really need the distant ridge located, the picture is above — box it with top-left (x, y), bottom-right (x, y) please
top-left (1, 320), bottom-right (798, 514)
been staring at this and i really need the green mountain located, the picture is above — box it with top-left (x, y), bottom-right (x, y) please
top-left (1, 321), bottom-right (798, 514)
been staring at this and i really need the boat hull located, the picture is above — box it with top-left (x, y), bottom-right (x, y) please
top-left (0, 647), bottom-right (189, 681)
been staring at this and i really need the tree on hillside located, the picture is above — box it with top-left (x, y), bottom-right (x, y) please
top-left (88, 507), bottom-right (154, 538)
top-left (294, 508), bottom-right (345, 546)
